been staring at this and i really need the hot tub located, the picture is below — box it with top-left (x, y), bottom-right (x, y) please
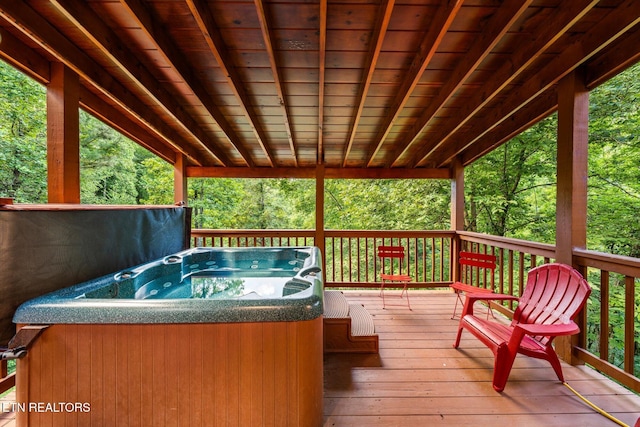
top-left (13, 246), bottom-right (324, 427)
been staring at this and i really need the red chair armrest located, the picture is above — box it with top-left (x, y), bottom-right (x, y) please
top-left (461, 293), bottom-right (519, 317)
top-left (466, 293), bottom-right (519, 303)
top-left (515, 322), bottom-right (580, 337)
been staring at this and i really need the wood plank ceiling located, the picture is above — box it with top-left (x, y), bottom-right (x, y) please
top-left (0, 1), bottom-right (639, 178)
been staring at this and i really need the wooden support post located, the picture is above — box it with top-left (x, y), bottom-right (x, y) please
top-left (174, 153), bottom-right (188, 205)
top-left (315, 165), bottom-right (325, 257)
top-left (555, 69), bottom-right (588, 364)
top-left (47, 62), bottom-right (80, 203)
top-left (450, 156), bottom-right (465, 282)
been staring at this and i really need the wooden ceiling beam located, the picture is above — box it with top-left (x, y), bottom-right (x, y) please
top-left (460, 89), bottom-right (558, 167)
top-left (0, 22), bottom-right (177, 165)
top-left (50, 0), bottom-right (230, 166)
top-left (387, 0), bottom-right (534, 167)
top-left (79, 88), bottom-right (176, 165)
top-left (187, 166), bottom-right (450, 180)
top-left (364, 0), bottom-right (463, 167)
top-left (0, 1), bottom-right (207, 166)
top-left (585, 26), bottom-right (640, 90)
top-left (0, 26), bottom-right (49, 85)
top-left (317, 0), bottom-right (327, 165)
top-left (120, 0), bottom-right (255, 167)
top-left (412, 0), bottom-right (600, 168)
top-left (254, 0), bottom-right (297, 166)
top-left (342, 0), bottom-right (395, 167)
top-left (424, 0), bottom-right (640, 168)
top-left (186, 0), bottom-right (274, 167)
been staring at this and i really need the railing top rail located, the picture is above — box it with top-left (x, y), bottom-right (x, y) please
top-left (191, 229), bottom-right (314, 237)
top-left (457, 231), bottom-right (556, 258)
top-left (192, 229), bottom-right (455, 239)
top-left (574, 248), bottom-right (640, 278)
top-left (324, 229), bottom-right (455, 238)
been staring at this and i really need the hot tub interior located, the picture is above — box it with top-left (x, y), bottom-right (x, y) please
top-left (82, 246), bottom-right (320, 300)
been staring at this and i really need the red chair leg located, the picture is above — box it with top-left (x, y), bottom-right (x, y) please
top-left (453, 325), bottom-right (464, 348)
top-left (544, 346), bottom-right (565, 382)
top-left (492, 343), bottom-right (517, 392)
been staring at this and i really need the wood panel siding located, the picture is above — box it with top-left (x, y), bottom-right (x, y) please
top-left (15, 319), bottom-right (323, 427)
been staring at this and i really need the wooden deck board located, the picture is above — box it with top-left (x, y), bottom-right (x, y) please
top-left (0, 291), bottom-right (638, 426)
top-left (324, 290), bottom-right (640, 427)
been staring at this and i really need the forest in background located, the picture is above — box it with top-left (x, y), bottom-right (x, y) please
top-left (2, 60), bottom-right (639, 255)
top-left (1, 60), bottom-right (639, 374)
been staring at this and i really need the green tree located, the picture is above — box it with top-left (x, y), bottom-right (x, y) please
top-left (325, 179), bottom-right (450, 230)
top-left (588, 61), bottom-right (640, 256)
top-left (465, 117), bottom-right (557, 241)
top-left (0, 60), bottom-right (47, 202)
top-left (79, 111), bottom-right (138, 204)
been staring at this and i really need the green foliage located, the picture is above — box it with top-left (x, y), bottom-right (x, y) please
top-left (0, 60), bottom-right (173, 205)
top-left (588, 61), bottom-right (640, 257)
top-left (136, 154), bottom-right (174, 205)
top-left (585, 62), bottom-right (640, 375)
top-left (79, 111), bottom-right (138, 204)
top-left (465, 117), bottom-right (558, 242)
top-left (325, 179), bottom-right (450, 230)
top-left (0, 61), bottom-right (47, 202)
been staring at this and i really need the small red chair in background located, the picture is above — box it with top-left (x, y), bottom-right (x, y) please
top-left (377, 245), bottom-right (412, 310)
top-left (450, 251), bottom-right (496, 319)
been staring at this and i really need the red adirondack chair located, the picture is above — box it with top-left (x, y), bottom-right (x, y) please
top-left (453, 263), bottom-right (591, 392)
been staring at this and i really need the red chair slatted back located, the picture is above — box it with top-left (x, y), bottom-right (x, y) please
top-left (513, 263), bottom-right (591, 345)
top-left (459, 251), bottom-right (496, 270)
top-left (377, 245), bottom-right (407, 276)
top-left (458, 251), bottom-right (496, 291)
top-left (377, 245), bottom-right (406, 259)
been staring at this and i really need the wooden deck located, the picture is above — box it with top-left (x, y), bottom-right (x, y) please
top-left (325, 291), bottom-right (640, 427)
top-left (1, 290), bottom-right (639, 427)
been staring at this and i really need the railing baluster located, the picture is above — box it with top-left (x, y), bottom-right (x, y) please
top-left (625, 275), bottom-right (635, 375)
top-left (600, 270), bottom-right (610, 362)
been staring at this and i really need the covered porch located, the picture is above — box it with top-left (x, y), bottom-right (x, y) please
top-left (0, 1), bottom-right (640, 426)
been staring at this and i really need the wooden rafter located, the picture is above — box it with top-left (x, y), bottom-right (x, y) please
top-left (411, 0), bottom-right (600, 168)
top-left (461, 90), bottom-right (558, 167)
top-left (342, 0), bottom-right (395, 167)
top-left (386, 0), bottom-right (534, 167)
top-left (317, 0), bottom-right (327, 165)
top-left (0, 1), bottom-right (637, 174)
top-left (423, 0), bottom-right (640, 168)
top-left (50, 0), bottom-right (231, 166)
top-left (186, 0), bottom-right (275, 167)
top-left (254, 0), bottom-right (297, 167)
top-left (0, 26), bottom-right (49, 84)
top-left (119, 0), bottom-right (255, 167)
top-left (364, 0), bottom-right (463, 167)
top-left (585, 27), bottom-right (640, 89)
top-left (0, 1), bottom-right (207, 166)
top-left (187, 166), bottom-right (450, 180)
top-left (79, 89), bottom-right (177, 165)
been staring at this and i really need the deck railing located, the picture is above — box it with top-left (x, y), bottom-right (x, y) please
top-left (0, 360), bottom-right (13, 395)
top-left (191, 228), bottom-right (639, 393)
top-left (191, 229), bottom-right (455, 288)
